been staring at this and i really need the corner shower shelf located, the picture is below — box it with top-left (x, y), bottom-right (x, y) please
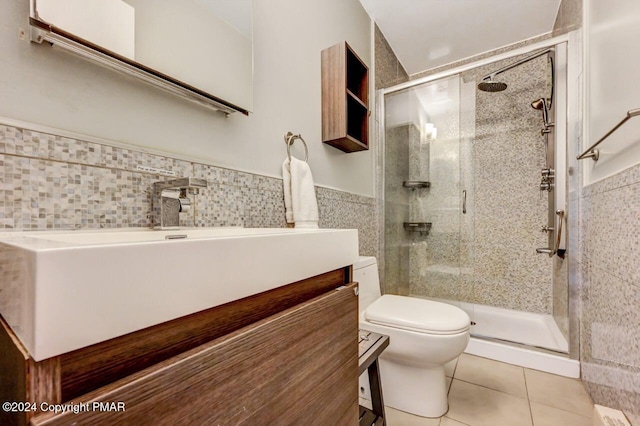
top-left (403, 222), bottom-right (432, 234)
top-left (402, 181), bottom-right (431, 189)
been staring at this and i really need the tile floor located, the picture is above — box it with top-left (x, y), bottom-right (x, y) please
top-left (364, 353), bottom-right (594, 426)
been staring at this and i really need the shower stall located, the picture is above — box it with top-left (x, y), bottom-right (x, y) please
top-left (378, 38), bottom-right (578, 374)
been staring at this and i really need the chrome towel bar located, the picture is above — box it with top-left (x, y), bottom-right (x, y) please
top-left (577, 108), bottom-right (640, 161)
top-left (284, 131), bottom-right (309, 162)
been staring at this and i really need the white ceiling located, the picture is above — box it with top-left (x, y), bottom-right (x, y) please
top-left (359, 0), bottom-right (562, 75)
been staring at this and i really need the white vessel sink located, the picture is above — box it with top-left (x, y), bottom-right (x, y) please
top-left (0, 227), bottom-right (359, 360)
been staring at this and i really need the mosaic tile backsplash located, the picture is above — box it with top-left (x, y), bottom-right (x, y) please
top-left (0, 124), bottom-right (377, 257)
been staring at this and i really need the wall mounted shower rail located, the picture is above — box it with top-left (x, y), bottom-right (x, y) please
top-left (480, 48), bottom-right (553, 80)
top-left (577, 108), bottom-right (640, 161)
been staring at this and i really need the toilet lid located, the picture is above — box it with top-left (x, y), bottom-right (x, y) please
top-left (364, 295), bottom-right (470, 335)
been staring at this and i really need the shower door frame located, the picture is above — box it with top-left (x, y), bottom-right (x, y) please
top-left (376, 33), bottom-right (579, 360)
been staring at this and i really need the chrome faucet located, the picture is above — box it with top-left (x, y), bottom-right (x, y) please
top-left (152, 178), bottom-right (207, 229)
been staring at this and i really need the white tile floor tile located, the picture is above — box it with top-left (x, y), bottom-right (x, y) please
top-left (530, 402), bottom-right (592, 426)
top-left (525, 368), bottom-right (594, 418)
top-left (445, 357), bottom-right (459, 378)
top-left (365, 355), bottom-right (595, 426)
top-left (447, 379), bottom-right (533, 426)
top-left (439, 417), bottom-right (470, 426)
top-left (385, 407), bottom-right (440, 425)
top-left (454, 353), bottom-right (527, 398)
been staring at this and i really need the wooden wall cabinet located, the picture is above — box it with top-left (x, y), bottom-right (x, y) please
top-left (322, 41), bottom-right (369, 153)
top-left (0, 269), bottom-right (358, 426)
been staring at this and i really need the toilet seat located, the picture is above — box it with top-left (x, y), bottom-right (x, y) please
top-left (364, 295), bottom-right (470, 335)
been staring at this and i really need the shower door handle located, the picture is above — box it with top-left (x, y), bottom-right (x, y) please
top-left (553, 209), bottom-right (565, 254)
top-left (536, 210), bottom-right (565, 257)
top-left (462, 190), bottom-right (467, 214)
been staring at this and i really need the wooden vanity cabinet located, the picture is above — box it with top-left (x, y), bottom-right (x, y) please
top-left (0, 268), bottom-right (359, 426)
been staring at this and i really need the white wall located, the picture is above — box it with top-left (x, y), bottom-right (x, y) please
top-left (585, 0), bottom-right (640, 184)
top-left (0, 0), bottom-right (373, 196)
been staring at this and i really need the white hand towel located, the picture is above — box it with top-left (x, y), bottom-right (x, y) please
top-left (282, 156), bottom-right (319, 229)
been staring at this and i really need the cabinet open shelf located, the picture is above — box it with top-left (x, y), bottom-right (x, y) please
top-left (347, 89), bottom-right (367, 109)
top-left (347, 50), bottom-right (368, 104)
top-left (347, 95), bottom-right (368, 147)
top-left (322, 41), bottom-right (369, 153)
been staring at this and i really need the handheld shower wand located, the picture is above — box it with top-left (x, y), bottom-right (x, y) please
top-left (531, 98), bottom-right (553, 128)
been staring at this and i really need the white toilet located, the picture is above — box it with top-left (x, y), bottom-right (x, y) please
top-left (355, 256), bottom-right (470, 418)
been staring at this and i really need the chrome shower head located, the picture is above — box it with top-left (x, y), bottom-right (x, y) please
top-left (477, 77), bottom-right (507, 92)
top-left (478, 48), bottom-right (555, 95)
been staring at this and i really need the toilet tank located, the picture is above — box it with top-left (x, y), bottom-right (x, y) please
top-left (353, 256), bottom-right (381, 317)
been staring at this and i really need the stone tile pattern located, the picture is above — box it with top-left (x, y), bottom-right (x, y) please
top-left (374, 24), bottom-right (409, 89)
top-left (0, 124), bottom-right (377, 257)
top-left (579, 162), bottom-right (640, 423)
top-left (553, 0), bottom-right (582, 37)
top-left (468, 53), bottom-right (553, 314)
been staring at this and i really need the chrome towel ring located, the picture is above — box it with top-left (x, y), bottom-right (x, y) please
top-left (284, 131), bottom-right (309, 162)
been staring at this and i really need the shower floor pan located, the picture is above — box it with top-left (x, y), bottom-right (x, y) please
top-left (470, 303), bottom-right (568, 351)
top-left (413, 295), bottom-right (579, 378)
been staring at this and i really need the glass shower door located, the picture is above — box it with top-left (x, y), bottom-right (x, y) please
top-left (383, 74), bottom-right (475, 313)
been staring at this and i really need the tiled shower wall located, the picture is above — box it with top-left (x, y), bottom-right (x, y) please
top-left (462, 54), bottom-right (553, 314)
top-left (0, 124), bottom-right (377, 256)
top-left (374, 24), bottom-right (409, 90)
top-left (553, 0), bottom-right (582, 36)
top-left (579, 163), bottom-right (640, 424)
